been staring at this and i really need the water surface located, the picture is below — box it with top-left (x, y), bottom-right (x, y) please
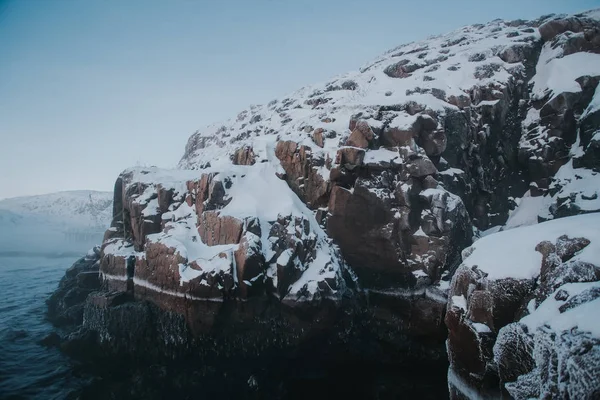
top-left (0, 255), bottom-right (87, 399)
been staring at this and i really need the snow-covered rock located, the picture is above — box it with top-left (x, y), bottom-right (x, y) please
top-left (48, 8), bottom-right (600, 398)
top-left (100, 164), bottom-right (347, 308)
top-left (447, 214), bottom-right (600, 398)
top-left (99, 5), bottom-right (600, 344)
top-left (0, 191), bottom-right (112, 255)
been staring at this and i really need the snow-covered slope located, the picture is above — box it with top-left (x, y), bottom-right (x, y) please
top-left (463, 213), bottom-right (600, 280)
top-left (180, 16), bottom-right (541, 171)
top-left (181, 8), bottom-right (600, 220)
top-left (0, 191), bottom-right (112, 255)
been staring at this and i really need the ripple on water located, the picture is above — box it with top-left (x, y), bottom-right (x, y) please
top-left (0, 255), bottom-right (89, 399)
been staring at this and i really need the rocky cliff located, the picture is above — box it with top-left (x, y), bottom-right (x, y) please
top-left (51, 9), bottom-right (600, 399)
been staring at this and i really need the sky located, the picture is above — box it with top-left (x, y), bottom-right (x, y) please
top-left (0, 0), bottom-right (597, 199)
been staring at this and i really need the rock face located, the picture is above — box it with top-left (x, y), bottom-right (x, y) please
top-left (442, 13), bottom-right (600, 397)
top-left (47, 247), bottom-right (102, 326)
top-left (326, 147), bottom-right (470, 290)
top-left (49, 8), bottom-right (600, 399)
top-left (446, 214), bottom-right (600, 398)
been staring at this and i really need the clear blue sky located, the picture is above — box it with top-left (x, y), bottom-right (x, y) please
top-left (0, 0), bottom-right (596, 199)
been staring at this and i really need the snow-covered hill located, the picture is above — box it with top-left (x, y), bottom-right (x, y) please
top-left (180, 15), bottom-right (540, 170)
top-left (0, 191), bottom-right (112, 255)
top-left (180, 9), bottom-right (600, 228)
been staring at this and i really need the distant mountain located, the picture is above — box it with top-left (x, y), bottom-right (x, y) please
top-left (0, 191), bottom-right (112, 256)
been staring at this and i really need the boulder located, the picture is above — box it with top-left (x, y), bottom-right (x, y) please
top-left (312, 128), bottom-right (325, 148)
top-left (381, 125), bottom-right (415, 147)
top-left (335, 147), bottom-right (365, 169)
top-left (406, 157), bottom-right (437, 177)
top-left (538, 17), bottom-right (597, 42)
top-left (346, 120), bottom-right (375, 149)
top-left (47, 251), bottom-right (102, 326)
top-left (499, 43), bottom-right (534, 63)
top-left (446, 265), bottom-right (534, 388)
top-left (493, 323), bottom-right (535, 383)
top-left (384, 59), bottom-right (424, 78)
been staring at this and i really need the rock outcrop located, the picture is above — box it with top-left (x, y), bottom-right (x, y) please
top-left (47, 247), bottom-right (102, 326)
top-left (446, 214), bottom-right (600, 398)
top-left (49, 8), bottom-right (600, 399)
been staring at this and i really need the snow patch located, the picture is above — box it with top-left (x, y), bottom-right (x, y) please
top-left (521, 281), bottom-right (600, 338)
top-left (532, 50), bottom-right (600, 101)
top-left (462, 214), bottom-right (600, 281)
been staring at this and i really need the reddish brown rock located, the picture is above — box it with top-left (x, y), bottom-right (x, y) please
top-left (328, 185), bottom-right (352, 216)
top-left (187, 253), bottom-right (235, 297)
top-left (446, 264), bottom-right (536, 391)
top-left (232, 146), bottom-right (256, 165)
top-left (117, 182), bottom-right (164, 251)
top-left (136, 241), bottom-right (186, 287)
top-left (327, 152), bottom-right (470, 288)
top-left (312, 128), bottom-right (325, 148)
top-left (381, 126), bottom-right (415, 147)
top-left (275, 140), bottom-right (330, 208)
top-left (234, 231), bottom-right (265, 299)
top-left (445, 306), bottom-right (488, 378)
top-left (327, 180), bottom-right (404, 287)
top-left (132, 237), bottom-right (237, 303)
top-left (100, 242), bottom-right (129, 277)
top-left (347, 119), bottom-right (376, 149)
top-left (198, 211), bottom-right (244, 246)
top-left (467, 290), bottom-right (494, 330)
top-left (448, 229), bottom-right (600, 397)
top-left (335, 147), bottom-right (365, 169)
top-left (187, 173), bottom-right (227, 215)
top-left (346, 129), bottom-right (369, 148)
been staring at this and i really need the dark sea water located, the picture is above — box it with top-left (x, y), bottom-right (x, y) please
top-left (0, 255), bottom-right (87, 399)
